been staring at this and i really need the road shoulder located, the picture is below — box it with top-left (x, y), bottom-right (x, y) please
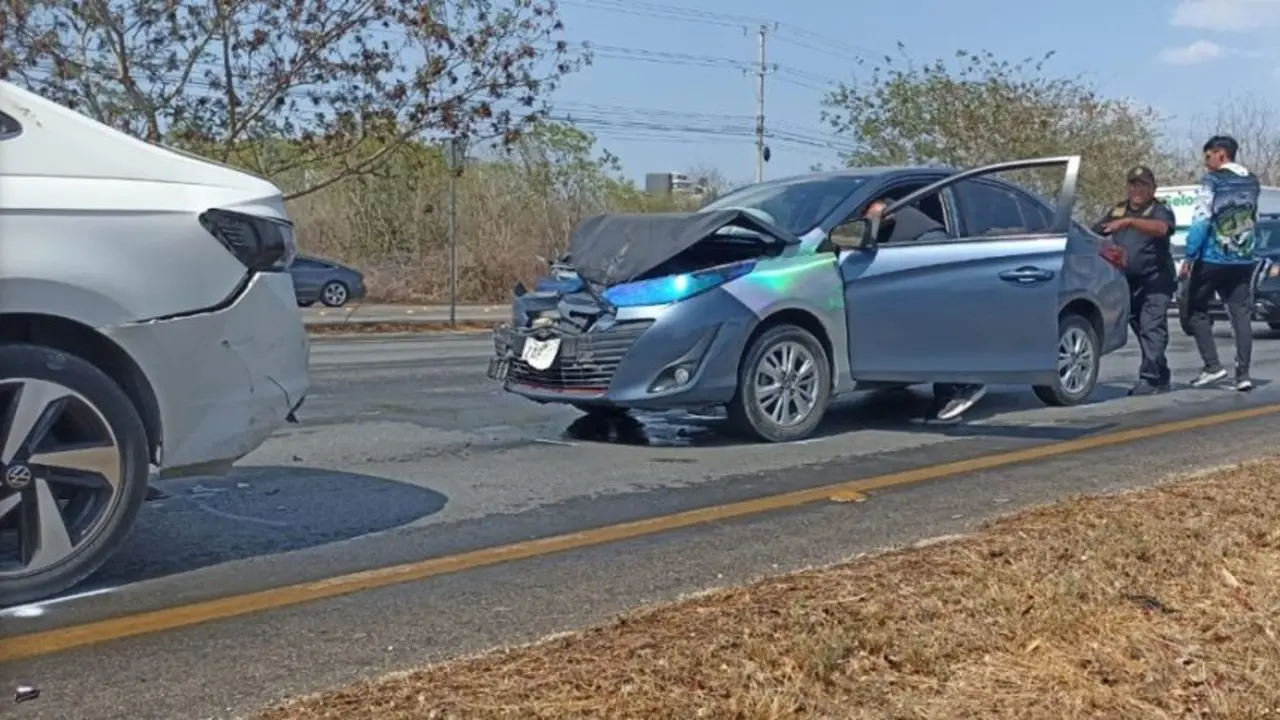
top-left (7, 411), bottom-right (1280, 719)
top-left (263, 455), bottom-right (1280, 720)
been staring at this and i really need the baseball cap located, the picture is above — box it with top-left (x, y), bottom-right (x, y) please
top-left (1127, 166), bottom-right (1156, 186)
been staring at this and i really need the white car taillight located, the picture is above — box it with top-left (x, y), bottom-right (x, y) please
top-left (200, 208), bottom-right (296, 271)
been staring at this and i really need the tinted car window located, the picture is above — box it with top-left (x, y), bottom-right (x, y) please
top-left (955, 180), bottom-right (1046, 237)
top-left (1012, 192), bottom-right (1055, 232)
top-left (0, 111), bottom-right (21, 140)
top-left (1256, 219), bottom-right (1280, 251)
top-left (698, 175), bottom-right (868, 236)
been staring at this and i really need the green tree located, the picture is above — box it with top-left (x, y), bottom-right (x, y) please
top-left (0, 0), bottom-right (588, 199)
top-left (821, 46), bottom-right (1170, 216)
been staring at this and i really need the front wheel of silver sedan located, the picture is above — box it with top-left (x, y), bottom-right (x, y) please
top-left (1033, 314), bottom-right (1101, 407)
top-left (0, 344), bottom-right (149, 606)
top-left (728, 324), bottom-right (832, 443)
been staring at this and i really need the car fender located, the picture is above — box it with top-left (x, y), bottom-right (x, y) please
top-left (0, 277), bottom-right (135, 328)
top-left (1058, 288), bottom-right (1128, 356)
top-left (745, 296), bottom-right (855, 394)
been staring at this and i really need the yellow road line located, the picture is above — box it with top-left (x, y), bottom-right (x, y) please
top-left (3, 401), bottom-right (1279, 663)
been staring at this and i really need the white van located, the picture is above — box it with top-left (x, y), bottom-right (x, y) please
top-left (1157, 184), bottom-right (1280, 266)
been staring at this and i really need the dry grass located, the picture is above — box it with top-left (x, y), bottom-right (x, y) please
top-left (261, 459), bottom-right (1280, 720)
top-left (286, 162), bottom-right (695, 305)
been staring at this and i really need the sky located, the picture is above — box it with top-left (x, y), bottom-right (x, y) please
top-left (548, 0), bottom-right (1280, 185)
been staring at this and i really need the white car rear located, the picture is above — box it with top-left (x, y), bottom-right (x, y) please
top-left (0, 81), bottom-right (310, 604)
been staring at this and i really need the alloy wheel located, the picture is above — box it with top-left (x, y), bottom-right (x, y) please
top-left (322, 282), bottom-right (348, 306)
top-left (753, 341), bottom-right (820, 427)
top-left (0, 378), bottom-right (123, 579)
top-left (1057, 326), bottom-right (1095, 396)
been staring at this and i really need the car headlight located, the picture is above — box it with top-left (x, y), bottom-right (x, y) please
top-left (603, 260), bottom-right (756, 308)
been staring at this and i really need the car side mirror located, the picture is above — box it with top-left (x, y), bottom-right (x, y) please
top-left (829, 218), bottom-right (880, 251)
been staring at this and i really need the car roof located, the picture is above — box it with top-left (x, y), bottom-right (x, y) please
top-left (767, 165), bottom-right (955, 185)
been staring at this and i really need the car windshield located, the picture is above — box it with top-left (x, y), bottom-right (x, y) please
top-left (697, 175), bottom-right (869, 236)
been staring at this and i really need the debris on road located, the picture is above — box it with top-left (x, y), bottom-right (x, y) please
top-left (259, 458), bottom-right (1280, 720)
top-left (14, 685), bottom-right (40, 704)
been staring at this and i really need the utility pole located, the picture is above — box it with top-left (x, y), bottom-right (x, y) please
top-left (747, 24), bottom-right (776, 183)
top-left (444, 137), bottom-right (466, 328)
top-left (752, 24), bottom-right (762, 183)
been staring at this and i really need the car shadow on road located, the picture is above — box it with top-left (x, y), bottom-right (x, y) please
top-left (562, 384), bottom-right (1127, 448)
top-left (83, 467), bottom-right (447, 590)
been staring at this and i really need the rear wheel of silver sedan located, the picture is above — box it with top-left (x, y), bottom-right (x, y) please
top-left (1033, 314), bottom-right (1100, 407)
top-left (728, 324), bottom-right (832, 443)
top-left (0, 344), bottom-right (149, 606)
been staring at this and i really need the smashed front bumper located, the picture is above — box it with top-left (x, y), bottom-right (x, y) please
top-left (488, 288), bottom-right (755, 409)
top-left (489, 320), bottom-right (653, 400)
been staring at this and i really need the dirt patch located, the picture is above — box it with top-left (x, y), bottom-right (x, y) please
top-left (306, 321), bottom-right (500, 335)
top-left (260, 459), bottom-right (1280, 720)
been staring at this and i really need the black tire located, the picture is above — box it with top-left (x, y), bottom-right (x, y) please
top-left (728, 324), bottom-right (832, 443)
top-left (0, 343), bottom-right (149, 606)
top-left (320, 281), bottom-right (350, 307)
top-left (1033, 314), bottom-right (1100, 407)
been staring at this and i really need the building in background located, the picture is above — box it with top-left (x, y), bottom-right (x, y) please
top-left (645, 171), bottom-right (713, 197)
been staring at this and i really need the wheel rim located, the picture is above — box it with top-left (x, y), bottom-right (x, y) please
top-left (0, 378), bottom-right (123, 579)
top-left (753, 341), bottom-right (820, 427)
top-left (1057, 326), bottom-right (1095, 396)
top-left (323, 283), bottom-right (347, 305)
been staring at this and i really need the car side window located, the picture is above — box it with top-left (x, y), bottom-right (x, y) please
top-left (1012, 192), bottom-right (1054, 232)
top-left (0, 111), bottom-right (21, 141)
top-left (955, 180), bottom-right (1050, 238)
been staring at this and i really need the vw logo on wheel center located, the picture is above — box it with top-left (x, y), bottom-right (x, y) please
top-left (4, 464), bottom-right (33, 490)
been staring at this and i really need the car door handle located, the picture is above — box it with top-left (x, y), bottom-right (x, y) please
top-left (998, 266), bottom-right (1055, 284)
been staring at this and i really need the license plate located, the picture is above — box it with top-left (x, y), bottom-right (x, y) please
top-left (486, 357), bottom-right (510, 381)
top-left (520, 337), bottom-right (561, 371)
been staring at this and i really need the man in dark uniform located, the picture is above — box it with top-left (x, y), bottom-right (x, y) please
top-left (1092, 166), bottom-right (1177, 395)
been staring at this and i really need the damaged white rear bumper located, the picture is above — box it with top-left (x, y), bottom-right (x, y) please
top-left (103, 273), bottom-right (310, 475)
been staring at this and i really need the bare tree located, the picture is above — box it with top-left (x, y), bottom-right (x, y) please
top-left (684, 162), bottom-right (729, 198)
top-left (1185, 92), bottom-right (1280, 184)
top-left (0, 0), bottom-right (588, 199)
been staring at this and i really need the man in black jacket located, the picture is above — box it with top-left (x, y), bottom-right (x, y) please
top-left (1091, 166), bottom-right (1177, 395)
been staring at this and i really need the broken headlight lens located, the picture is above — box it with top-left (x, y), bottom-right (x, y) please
top-left (603, 260), bottom-right (756, 308)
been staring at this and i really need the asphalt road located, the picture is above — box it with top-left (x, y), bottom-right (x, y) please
top-left (301, 303), bottom-right (504, 325)
top-left (6, 325), bottom-right (1280, 719)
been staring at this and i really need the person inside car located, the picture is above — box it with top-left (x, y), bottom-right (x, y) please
top-left (864, 198), bottom-right (950, 244)
top-left (863, 198), bottom-right (986, 422)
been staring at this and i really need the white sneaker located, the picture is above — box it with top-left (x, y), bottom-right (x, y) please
top-left (1190, 369), bottom-right (1228, 388)
top-left (936, 385), bottom-right (988, 421)
top-left (1236, 377), bottom-right (1254, 392)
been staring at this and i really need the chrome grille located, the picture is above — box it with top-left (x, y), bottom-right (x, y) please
top-left (501, 321), bottom-right (653, 391)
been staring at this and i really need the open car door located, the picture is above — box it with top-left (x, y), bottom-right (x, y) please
top-left (838, 155), bottom-right (1081, 386)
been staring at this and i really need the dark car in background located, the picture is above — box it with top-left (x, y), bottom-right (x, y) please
top-left (1248, 213), bottom-right (1280, 330)
top-left (289, 254), bottom-right (366, 307)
